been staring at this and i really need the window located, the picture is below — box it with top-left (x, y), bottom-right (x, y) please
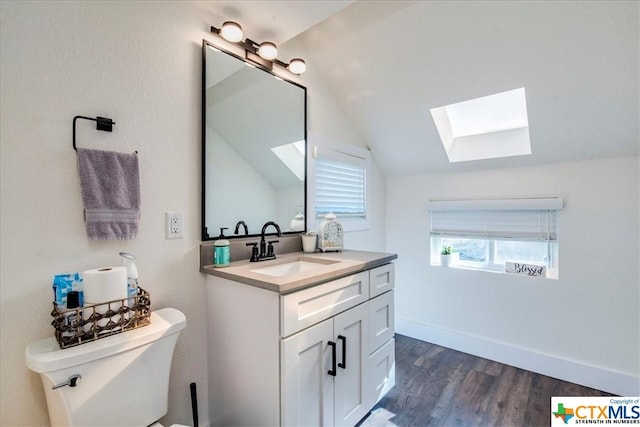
top-left (271, 140), bottom-right (305, 181)
top-left (315, 158), bottom-right (365, 217)
top-left (308, 134), bottom-right (371, 232)
top-left (430, 88), bottom-right (531, 163)
top-left (429, 198), bottom-right (562, 278)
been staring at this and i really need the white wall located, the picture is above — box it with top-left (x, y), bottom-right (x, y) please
top-left (283, 37), bottom-right (387, 252)
top-left (0, 2), bottom-right (386, 426)
top-left (0, 2), bottom-right (211, 425)
top-left (387, 157), bottom-right (640, 395)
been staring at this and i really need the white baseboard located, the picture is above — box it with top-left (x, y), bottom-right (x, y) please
top-left (396, 317), bottom-right (639, 396)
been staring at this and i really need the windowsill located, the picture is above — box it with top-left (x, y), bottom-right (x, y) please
top-left (432, 262), bottom-right (559, 280)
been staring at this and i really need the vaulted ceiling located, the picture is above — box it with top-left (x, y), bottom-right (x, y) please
top-left (199, 0), bottom-right (639, 176)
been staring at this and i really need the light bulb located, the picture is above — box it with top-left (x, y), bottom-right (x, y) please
top-left (288, 58), bottom-right (306, 74)
top-left (220, 21), bottom-right (243, 42)
top-left (258, 42), bottom-right (278, 60)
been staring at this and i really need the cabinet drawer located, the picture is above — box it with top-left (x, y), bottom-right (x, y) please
top-left (369, 338), bottom-right (395, 405)
top-left (369, 263), bottom-right (395, 298)
top-left (281, 271), bottom-right (369, 337)
top-left (369, 290), bottom-right (394, 353)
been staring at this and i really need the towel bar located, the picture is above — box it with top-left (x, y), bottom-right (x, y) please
top-left (72, 115), bottom-right (115, 151)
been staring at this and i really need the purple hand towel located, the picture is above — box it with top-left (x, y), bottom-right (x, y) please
top-left (77, 148), bottom-right (140, 240)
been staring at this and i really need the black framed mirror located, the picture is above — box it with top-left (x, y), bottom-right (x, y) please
top-left (202, 39), bottom-right (307, 240)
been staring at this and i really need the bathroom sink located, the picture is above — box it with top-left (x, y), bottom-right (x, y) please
top-left (250, 258), bottom-right (339, 277)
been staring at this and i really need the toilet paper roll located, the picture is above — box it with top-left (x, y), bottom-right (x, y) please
top-left (82, 266), bottom-right (128, 304)
top-left (82, 266), bottom-right (128, 332)
top-left (82, 299), bottom-right (124, 332)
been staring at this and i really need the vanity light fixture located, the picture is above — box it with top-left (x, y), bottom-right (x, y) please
top-left (210, 22), bottom-right (306, 75)
top-left (257, 42), bottom-right (278, 60)
top-left (219, 21), bottom-right (243, 42)
top-left (287, 58), bottom-right (306, 75)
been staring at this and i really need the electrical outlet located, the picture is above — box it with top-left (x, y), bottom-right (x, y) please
top-left (165, 212), bottom-right (183, 239)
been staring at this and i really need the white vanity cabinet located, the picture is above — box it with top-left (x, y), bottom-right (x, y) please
top-left (282, 300), bottom-right (371, 426)
top-left (205, 262), bottom-right (395, 427)
top-left (281, 271), bottom-right (372, 426)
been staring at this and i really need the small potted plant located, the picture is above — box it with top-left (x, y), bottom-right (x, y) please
top-left (440, 245), bottom-right (454, 267)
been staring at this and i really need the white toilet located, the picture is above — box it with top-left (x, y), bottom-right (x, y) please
top-left (25, 307), bottom-right (188, 427)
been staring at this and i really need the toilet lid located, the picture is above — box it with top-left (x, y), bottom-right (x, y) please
top-left (25, 308), bottom-right (186, 373)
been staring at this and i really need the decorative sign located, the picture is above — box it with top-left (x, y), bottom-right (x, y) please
top-left (505, 261), bottom-right (546, 278)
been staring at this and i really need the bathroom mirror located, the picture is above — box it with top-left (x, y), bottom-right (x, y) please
top-left (202, 39), bottom-right (307, 240)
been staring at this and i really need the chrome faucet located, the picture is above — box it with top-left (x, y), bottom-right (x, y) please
top-left (256, 221), bottom-right (282, 261)
top-left (234, 220), bottom-right (249, 235)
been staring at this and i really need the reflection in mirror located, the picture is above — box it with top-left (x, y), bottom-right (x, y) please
top-left (202, 40), bottom-right (307, 240)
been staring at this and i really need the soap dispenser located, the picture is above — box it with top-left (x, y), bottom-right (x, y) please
top-left (214, 228), bottom-right (230, 268)
top-left (119, 252), bottom-right (139, 305)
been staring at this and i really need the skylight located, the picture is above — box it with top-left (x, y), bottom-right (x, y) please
top-left (430, 87), bottom-right (531, 163)
top-left (271, 140), bottom-right (305, 181)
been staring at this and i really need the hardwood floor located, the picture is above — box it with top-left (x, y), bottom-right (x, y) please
top-left (358, 334), bottom-right (613, 427)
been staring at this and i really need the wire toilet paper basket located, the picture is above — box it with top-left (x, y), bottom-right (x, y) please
top-left (51, 287), bottom-right (151, 349)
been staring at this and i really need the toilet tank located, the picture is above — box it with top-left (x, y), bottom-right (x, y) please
top-left (25, 308), bottom-right (186, 427)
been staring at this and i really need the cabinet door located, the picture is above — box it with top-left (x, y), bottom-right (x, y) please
top-left (281, 318), bottom-right (335, 427)
top-left (369, 290), bottom-right (395, 353)
top-left (369, 338), bottom-right (395, 405)
top-left (333, 302), bottom-right (371, 427)
top-left (369, 263), bottom-right (395, 298)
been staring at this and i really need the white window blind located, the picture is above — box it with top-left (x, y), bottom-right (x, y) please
top-left (429, 198), bottom-right (562, 241)
top-left (315, 158), bottom-right (366, 218)
top-left (308, 133), bottom-right (372, 231)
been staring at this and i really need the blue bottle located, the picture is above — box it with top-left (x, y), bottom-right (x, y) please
top-left (214, 228), bottom-right (230, 268)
